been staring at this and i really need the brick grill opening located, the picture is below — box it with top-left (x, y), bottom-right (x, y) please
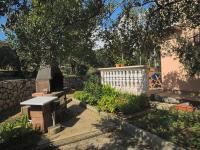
top-left (36, 65), bottom-right (63, 93)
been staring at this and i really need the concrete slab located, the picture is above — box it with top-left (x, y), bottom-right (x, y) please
top-left (47, 100), bottom-right (101, 141)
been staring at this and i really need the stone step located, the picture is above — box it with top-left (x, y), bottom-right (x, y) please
top-left (36, 130), bottom-right (104, 149)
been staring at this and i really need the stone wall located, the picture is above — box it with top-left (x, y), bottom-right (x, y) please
top-left (0, 79), bottom-right (35, 112)
top-left (63, 76), bottom-right (84, 90)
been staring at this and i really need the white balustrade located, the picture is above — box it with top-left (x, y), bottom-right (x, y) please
top-left (98, 65), bottom-right (148, 95)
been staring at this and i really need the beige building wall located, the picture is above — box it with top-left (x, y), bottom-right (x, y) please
top-left (161, 27), bottom-right (200, 93)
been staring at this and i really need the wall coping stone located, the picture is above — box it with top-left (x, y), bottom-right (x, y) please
top-left (98, 65), bottom-right (147, 71)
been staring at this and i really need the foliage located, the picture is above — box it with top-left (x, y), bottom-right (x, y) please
top-left (0, 42), bottom-right (21, 71)
top-left (77, 64), bottom-right (88, 76)
top-left (97, 5), bottom-right (160, 67)
top-left (0, 115), bottom-right (41, 150)
top-left (175, 38), bottom-right (200, 76)
top-left (131, 109), bottom-right (200, 149)
top-left (74, 75), bottom-right (149, 114)
top-left (1, 0), bottom-right (200, 74)
top-left (2, 0), bottom-right (106, 71)
top-left (98, 95), bottom-right (117, 113)
top-left (86, 66), bottom-right (98, 77)
top-left (74, 91), bottom-right (97, 105)
top-left (99, 0), bottom-right (200, 73)
top-left (101, 85), bottom-right (120, 98)
top-left (144, 0), bottom-right (200, 74)
top-left (115, 57), bottom-right (127, 65)
top-left (117, 94), bottom-right (150, 114)
top-left (84, 75), bottom-right (102, 100)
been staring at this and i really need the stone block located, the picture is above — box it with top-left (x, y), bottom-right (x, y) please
top-left (3, 104), bottom-right (8, 110)
top-left (48, 124), bottom-right (62, 136)
top-left (162, 97), bottom-right (180, 104)
top-left (9, 102), bottom-right (14, 107)
top-left (0, 100), bottom-right (3, 106)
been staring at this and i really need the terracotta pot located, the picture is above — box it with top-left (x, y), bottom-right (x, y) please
top-left (115, 64), bottom-right (125, 67)
top-left (115, 64), bottom-right (121, 67)
top-left (120, 64), bottom-right (124, 67)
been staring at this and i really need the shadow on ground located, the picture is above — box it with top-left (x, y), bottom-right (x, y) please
top-left (0, 105), bottom-right (21, 123)
top-left (60, 104), bottom-right (86, 127)
top-left (81, 117), bottom-right (153, 150)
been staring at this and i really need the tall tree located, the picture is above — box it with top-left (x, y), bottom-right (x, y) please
top-left (98, 5), bottom-right (160, 67)
top-left (145, 0), bottom-right (200, 74)
top-left (107, 0), bottom-right (200, 74)
top-left (0, 42), bottom-right (20, 70)
top-left (2, 0), bottom-right (105, 71)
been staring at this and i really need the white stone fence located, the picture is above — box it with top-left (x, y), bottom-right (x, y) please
top-left (98, 65), bottom-right (148, 95)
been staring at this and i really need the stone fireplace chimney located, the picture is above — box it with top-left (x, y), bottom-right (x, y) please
top-left (36, 65), bottom-right (63, 93)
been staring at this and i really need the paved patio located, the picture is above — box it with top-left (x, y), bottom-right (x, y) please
top-left (50, 100), bottom-right (101, 141)
top-left (38, 100), bottom-right (154, 150)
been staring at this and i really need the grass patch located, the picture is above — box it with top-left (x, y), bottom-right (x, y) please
top-left (129, 109), bottom-right (200, 149)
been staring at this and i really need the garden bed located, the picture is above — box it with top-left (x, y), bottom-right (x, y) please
top-left (73, 75), bottom-right (150, 115)
top-left (128, 109), bottom-right (200, 149)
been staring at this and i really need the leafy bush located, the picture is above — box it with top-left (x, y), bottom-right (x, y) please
top-left (86, 67), bottom-right (98, 77)
top-left (74, 76), bottom-right (150, 114)
top-left (0, 115), bottom-right (41, 150)
top-left (74, 91), bottom-right (97, 105)
top-left (135, 94), bottom-right (150, 109)
top-left (117, 94), bottom-right (150, 115)
top-left (131, 109), bottom-right (200, 149)
top-left (74, 91), bottom-right (89, 102)
top-left (101, 85), bottom-right (120, 97)
top-left (98, 95), bottom-right (117, 113)
top-left (84, 75), bottom-right (102, 100)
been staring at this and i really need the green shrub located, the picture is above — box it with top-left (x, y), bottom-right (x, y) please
top-left (74, 91), bottom-right (97, 105)
top-left (136, 94), bottom-right (150, 109)
top-left (101, 85), bottom-right (120, 97)
top-left (0, 115), bottom-right (41, 150)
top-left (86, 74), bottom-right (101, 84)
top-left (98, 95), bottom-right (117, 113)
top-left (87, 94), bottom-right (97, 105)
top-left (84, 75), bottom-right (102, 100)
top-left (117, 94), bottom-right (150, 115)
top-left (74, 91), bottom-right (89, 102)
top-left (75, 79), bottom-right (150, 115)
top-left (131, 109), bottom-right (200, 149)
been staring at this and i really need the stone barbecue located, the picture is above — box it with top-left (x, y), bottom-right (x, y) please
top-left (23, 65), bottom-right (69, 132)
top-left (36, 65), bottom-right (63, 93)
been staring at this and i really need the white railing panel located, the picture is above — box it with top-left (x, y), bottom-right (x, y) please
top-left (98, 65), bottom-right (148, 95)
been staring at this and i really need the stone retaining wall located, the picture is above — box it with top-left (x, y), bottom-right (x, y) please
top-left (0, 79), bottom-right (35, 112)
top-left (0, 76), bottom-right (84, 113)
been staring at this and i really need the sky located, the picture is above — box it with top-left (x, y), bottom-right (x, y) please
top-left (0, 16), bottom-right (7, 41)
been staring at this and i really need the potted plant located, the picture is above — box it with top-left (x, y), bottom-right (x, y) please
top-left (115, 58), bottom-right (127, 67)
